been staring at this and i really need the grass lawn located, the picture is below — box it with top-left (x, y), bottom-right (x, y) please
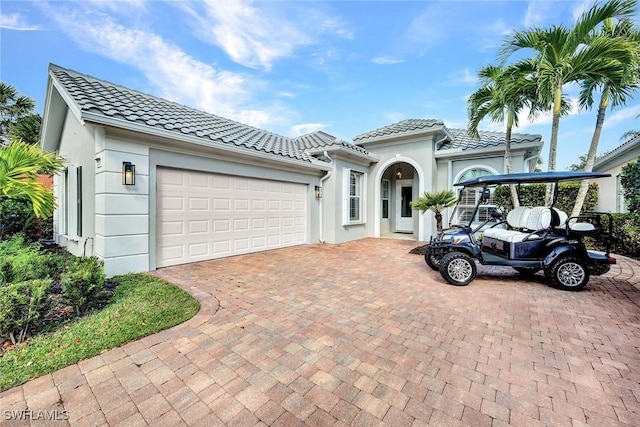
top-left (0, 273), bottom-right (200, 392)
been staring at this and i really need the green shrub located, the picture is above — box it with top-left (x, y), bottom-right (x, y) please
top-left (0, 235), bottom-right (65, 284)
top-left (0, 279), bottom-right (52, 344)
top-left (590, 212), bottom-right (640, 259)
top-left (61, 257), bottom-right (106, 315)
top-left (0, 198), bottom-right (51, 241)
top-left (493, 182), bottom-right (598, 213)
top-left (621, 159), bottom-right (640, 212)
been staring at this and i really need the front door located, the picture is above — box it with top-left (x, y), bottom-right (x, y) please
top-left (396, 180), bottom-right (413, 232)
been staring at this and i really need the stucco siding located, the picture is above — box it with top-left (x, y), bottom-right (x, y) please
top-left (53, 109), bottom-right (96, 258)
top-left (94, 134), bottom-right (150, 276)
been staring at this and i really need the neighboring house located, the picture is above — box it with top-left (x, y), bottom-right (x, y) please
top-left (41, 64), bottom-right (543, 276)
top-left (593, 134), bottom-right (640, 213)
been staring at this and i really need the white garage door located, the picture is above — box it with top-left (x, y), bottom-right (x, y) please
top-left (157, 168), bottom-right (308, 267)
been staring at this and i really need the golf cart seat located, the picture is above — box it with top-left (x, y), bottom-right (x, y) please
top-left (483, 206), bottom-right (552, 243)
top-left (551, 208), bottom-right (597, 234)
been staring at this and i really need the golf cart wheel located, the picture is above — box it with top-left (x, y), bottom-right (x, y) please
top-left (439, 252), bottom-right (477, 286)
top-left (425, 248), bottom-right (441, 271)
top-left (547, 256), bottom-right (590, 291)
top-left (513, 267), bottom-right (539, 277)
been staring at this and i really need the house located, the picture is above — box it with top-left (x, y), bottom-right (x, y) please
top-left (41, 64), bottom-right (543, 276)
top-left (593, 134), bottom-right (640, 213)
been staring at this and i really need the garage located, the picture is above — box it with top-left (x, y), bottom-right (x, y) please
top-left (156, 167), bottom-right (308, 268)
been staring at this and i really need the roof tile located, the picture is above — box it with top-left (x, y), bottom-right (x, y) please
top-left (51, 65), bottom-right (314, 162)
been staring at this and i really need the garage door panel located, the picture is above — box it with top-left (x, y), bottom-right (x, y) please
top-left (157, 168), bottom-right (307, 267)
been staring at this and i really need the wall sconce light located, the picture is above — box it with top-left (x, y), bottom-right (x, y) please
top-left (123, 162), bottom-right (135, 185)
top-left (396, 167), bottom-right (403, 179)
top-left (315, 185), bottom-right (322, 199)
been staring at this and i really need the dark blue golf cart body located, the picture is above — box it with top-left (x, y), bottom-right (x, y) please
top-left (426, 171), bottom-right (616, 291)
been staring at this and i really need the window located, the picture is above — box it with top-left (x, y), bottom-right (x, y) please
top-left (381, 179), bottom-right (390, 219)
top-left (61, 166), bottom-right (82, 240)
top-left (343, 168), bottom-right (366, 225)
top-left (616, 174), bottom-right (628, 213)
top-left (456, 168), bottom-right (495, 224)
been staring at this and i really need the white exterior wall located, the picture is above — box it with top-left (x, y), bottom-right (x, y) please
top-left (94, 133), bottom-right (150, 276)
top-left (363, 135), bottom-right (438, 241)
top-left (53, 109), bottom-right (96, 258)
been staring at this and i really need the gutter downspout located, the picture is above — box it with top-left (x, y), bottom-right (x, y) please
top-left (319, 151), bottom-right (333, 243)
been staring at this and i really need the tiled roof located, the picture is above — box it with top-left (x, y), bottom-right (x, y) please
top-left (440, 128), bottom-right (542, 151)
top-left (50, 64), bottom-right (312, 162)
top-left (294, 131), bottom-right (370, 155)
top-left (353, 119), bottom-right (445, 142)
top-left (593, 133), bottom-right (640, 169)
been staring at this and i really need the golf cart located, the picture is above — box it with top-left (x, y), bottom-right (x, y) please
top-left (425, 171), bottom-right (616, 291)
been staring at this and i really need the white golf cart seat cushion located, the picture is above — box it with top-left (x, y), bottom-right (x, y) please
top-left (506, 206), bottom-right (532, 228)
top-left (483, 207), bottom-right (550, 243)
top-left (483, 207), bottom-right (531, 241)
top-left (552, 208), bottom-right (596, 232)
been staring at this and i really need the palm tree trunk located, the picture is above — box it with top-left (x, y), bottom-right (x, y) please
top-left (571, 90), bottom-right (609, 217)
top-left (545, 83), bottom-right (563, 206)
top-left (435, 212), bottom-right (443, 232)
top-left (505, 110), bottom-right (519, 208)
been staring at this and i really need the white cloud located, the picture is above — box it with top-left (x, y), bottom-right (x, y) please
top-left (603, 104), bottom-right (640, 129)
top-left (571, 0), bottom-right (594, 22)
top-left (177, 0), bottom-right (352, 71)
top-left (371, 56), bottom-right (404, 65)
top-left (522, 0), bottom-right (554, 28)
top-left (514, 97), bottom-right (581, 131)
top-left (0, 12), bottom-right (39, 30)
top-left (449, 69), bottom-right (477, 86)
top-left (290, 123), bottom-right (328, 137)
top-left (46, 6), bottom-right (284, 129)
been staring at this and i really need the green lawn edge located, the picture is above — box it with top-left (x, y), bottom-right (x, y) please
top-left (0, 273), bottom-right (200, 392)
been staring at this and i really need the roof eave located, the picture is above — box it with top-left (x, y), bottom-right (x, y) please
top-left (306, 146), bottom-right (379, 165)
top-left (355, 125), bottom-right (447, 146)
top-left (593, 135), bottom-right (640, 170)
top-left (434, 141), bottom-right (543, 159)
top-left (82, 112), bottom-right (331, 172)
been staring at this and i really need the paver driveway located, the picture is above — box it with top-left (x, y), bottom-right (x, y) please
top-left (2, 238), bottom-right (640, 426)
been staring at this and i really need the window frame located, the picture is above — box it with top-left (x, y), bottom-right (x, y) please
top-left (381, 179), bottom-right (390, 219)
top-left (60, 165), bottom-right (82, 240)
top-left (343, 168), bottom-right (367, 225)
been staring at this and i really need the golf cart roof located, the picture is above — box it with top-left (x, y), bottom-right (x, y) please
top-left (455, 171), bottom-right (611, 187)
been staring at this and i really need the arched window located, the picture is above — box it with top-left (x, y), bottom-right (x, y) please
top-left (455, 167), bottom-right (496, 225)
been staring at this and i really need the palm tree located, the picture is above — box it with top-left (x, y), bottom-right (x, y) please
top-left (501, 0), bottom-right (638, 205)
top-left (0, 140), bottom-right (65, 218)
top-left (411, 190), bottom-right (457, 232)
top-left (0, 82), bottom-right (36, 143)
top-left (467, 63), bottom-right (551, 208)
top-left (571, 18), bottom-right (640, 217)
top-left (7, 114), bottom-right (41, 146)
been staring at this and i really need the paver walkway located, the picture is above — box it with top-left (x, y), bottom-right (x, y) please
top-left (2, 238), bottom-right (639, 426)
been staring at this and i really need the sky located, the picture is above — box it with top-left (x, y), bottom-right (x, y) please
top-left (1, 0), bottom-right (639, 171)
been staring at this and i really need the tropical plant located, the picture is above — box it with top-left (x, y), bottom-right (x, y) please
top-left (0, 140), bottom-right (65, 218)
top-left (0, 279), bottom-right (52, 345)
top-left (61, 257), bottom-right (105, 316)
top-left (467, 63), bottom-right (563, 208)
top-left (0, 82), bottom-right (38, 145)
top-left (411, 189), bottom-right (457, 232)
top-left (620, 158), bottom-right (640, 211)
top-left (7, 114), bottom-right (41, 146)
top-left (501, 0), bottom-right (638, 205)
top-left (571, 18), bottom-right (640, 217)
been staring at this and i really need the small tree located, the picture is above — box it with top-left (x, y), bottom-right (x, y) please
top-left (621, 158), bottom-right (640, 211)
top-left (411, 190), bottom-right (457, 232)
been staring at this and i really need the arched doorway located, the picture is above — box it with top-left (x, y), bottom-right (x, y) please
top-left (374, 157), bottom-right (425, 240)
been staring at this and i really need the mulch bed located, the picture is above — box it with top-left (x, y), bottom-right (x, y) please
top-left (409, 244), bottom-right (429, 255)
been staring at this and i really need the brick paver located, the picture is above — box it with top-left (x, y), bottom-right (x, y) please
top-left (2, 238), bottom-right (639, 426)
